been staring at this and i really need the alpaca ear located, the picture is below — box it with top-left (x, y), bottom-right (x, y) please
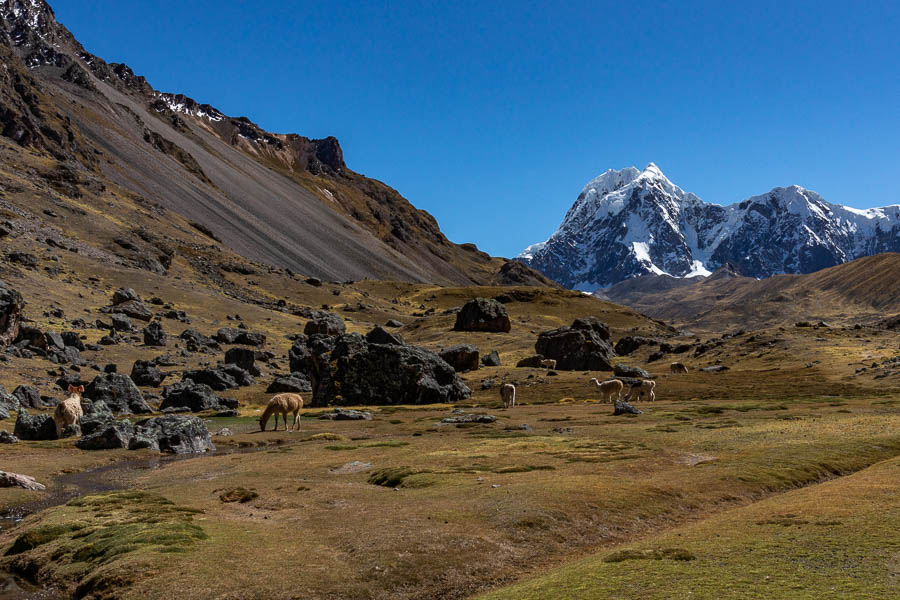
top-left (68, 384), bottom-right (75, 392)
top-left (78, 385), bottom-right (85, 393)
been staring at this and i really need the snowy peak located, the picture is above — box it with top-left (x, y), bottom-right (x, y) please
top-left (519, 165), bottom-right (900, 290)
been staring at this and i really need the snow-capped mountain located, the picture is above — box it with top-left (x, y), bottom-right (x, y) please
top-left (518, 164), bottom-right (900, 290)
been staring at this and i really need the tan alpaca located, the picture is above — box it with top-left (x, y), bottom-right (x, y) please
top-left (540, 359), bottom-right (557, 369)
top-left (589, 378), bottom-right (624, 403)
top-left (500, 383), bottom-right (516, 408)
top-left (54, 384), bottom-right (84, 437)
top-left (625, 379), bottom-right (656, 402)
top-left (670, 362), bottom-right (688, 374)
top-left (259, 393), bottom-right (304, 431)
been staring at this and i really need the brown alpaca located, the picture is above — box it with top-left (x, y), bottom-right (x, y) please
top-left (540, 359), bottom-right (557, 369)
top-left (670, 362), bottom-right (689, 374)
top-left (259, 393), bottom-right (304, 431)
top-left (625, 379), bottom-right (656, 402)
top-left (589, 378), bottom-right (623, 403)
top-left (54, 385), bottom-right (84, 437)
top-left (500, 383), bottom-right (516, 408)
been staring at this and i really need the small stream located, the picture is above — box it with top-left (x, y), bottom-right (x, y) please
top-left (0, 441), bottom-right (293, 599)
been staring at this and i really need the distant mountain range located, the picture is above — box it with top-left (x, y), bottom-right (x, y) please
top-left (0, 0), bottom-right (553, 286)
top-left (518, 163), bottom-right (900, 290)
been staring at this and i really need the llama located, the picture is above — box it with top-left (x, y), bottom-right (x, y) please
top-left (625, 379), bottom-right (656, 402)
top-left (589, 378), bottom-right (624, 403)
top-left (500, 383), bottom-right (516, 408)
top-left (541, 359), bottom-right (557, 369)
top-left (54, 384), bottom-right (84, 437)
top-left (670, 362), bottom-right (688, 374)
top-left (259, 393), bottom-right (304, 431)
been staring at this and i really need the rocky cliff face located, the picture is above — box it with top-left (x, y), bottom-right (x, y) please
top-left (519, 163), bottom-right (900, 290)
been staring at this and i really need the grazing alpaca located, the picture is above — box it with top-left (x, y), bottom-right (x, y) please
top-left (259, 393), bottom-right (304, 431)
top-left (670, 362), bottom-right (688, 374)
top-left (625, 379), bottom-right (656, 402)
top-left (589, 378), bottom-right (624, 403)
top-left (500, 383), bottom-right (516, 408)
top-left (541, 359), bottom-right (557, 369)
top-left (54, 384), bottom-right (84, 437)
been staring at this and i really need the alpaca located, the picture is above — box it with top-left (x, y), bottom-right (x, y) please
top-left (259, 393), bottom-right (304, 431)
top-left (54, 384), bottom-right (84, 437)
top-left (625, 379), bottom-right (656, 402)
top-left (541, 359), bottom-right (557, 369)
top-left (500, 383), bottom-right (516, 408)
top-left (670, 362), bottom-right (689, 374)
top-left (589, 378), bottom-right (624, 403)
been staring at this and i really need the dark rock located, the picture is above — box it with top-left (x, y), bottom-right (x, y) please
top-left (365, 326), bottom-right (404, 346)
top-left (13, 385), bottom-right (49, 409)
top-left (480, 378), bottom-right (495, 390)
top-left (234, 331), bottom-right (266, 346)
top-left (213, 409), bottom-right (239, 418)
top-left (214, 327), bottom-right (240, 344)
top-left (454, 298), bottom-right (511, 333)
top-left (110, 313), bottom-right (135, 332)
top-left (305, 277), bottom-right (323, 287)
top-left (83, 374), bottom-right (152, 415)
top-left (614, 364), bottom-right (651, 379)
top-left (658, 342), bottom-right (694, 354)
top-left (0, 385), bottom-right (18, 414)
top-left (224, 347), bottom-right (260, 376)
top-left (131, 415), bottom-right (214, 454)
top-left (384, 319), bottom-right (404, 328)
top-left (44, 331), bottom-right (65, 351)
top-left (76, 420), bottom-right (135, 450)
top-left (104, 364), bottom-right (118, 373)
top-left (700, 365), bottom-right (730, 373)
top-left (613, 400), bottom-right (642, 415)
top-left (131, 360), bottom-right (166, 387)
top-left (481, 350), bottom-right (501, 367)
top-left (48, 346), bottom-right (83, 365)
top-left (111, 288), bottom-right (140, 305)
top-left (160, 381), bottom-right (231, 412)
top-left (317, 408), bottom-right (372, 421)
top-left (441, 413), bottom-right (497, 424)
top-left (614, 336), bottom-right (659, 356)
top-left (79, 400), bottom-right (115, 436)
top-left (6, 252), bottom-right (38, 268)
top-left (143, 321), bottom-right (167, 346)
top-left (535, 317), bottom-right (615, 371)
top-left (14, 410), bottom-right (57, 440)
top-left (0, 431), bottom-right (17, 444)
top-left (111, 300), bottom-right (152, 322)
top-left (15, 325), bottom-right (46, 349)
top-left (59, 423), bottom-right (81, 439)
top-left (266, 373), bottom-right (312, 394)
top-left (183, 364), bottom-right (253, 391)
top-left (304, 312), bottom-right (346, 336)
top-left (60, 331), bottom-right (85, 350)
top-left (439, 345), bottom-right (480, 372)
top-left (180, 329), bottom-right (218, 352)
top-left (516, 355), bottom-right (546, 368)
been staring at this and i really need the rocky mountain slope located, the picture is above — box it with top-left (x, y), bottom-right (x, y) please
top-left (519, 163), bottom-right (900, 290)
top-left (604, 253), bottom-right (900, 331)
top-left (0, 0), bottom-right (550, 286)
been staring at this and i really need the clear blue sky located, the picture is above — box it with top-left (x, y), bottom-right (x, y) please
top-left (51, 0), bottom-right (900, 257)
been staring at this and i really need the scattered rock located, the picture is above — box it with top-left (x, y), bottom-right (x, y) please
top-left (159, 380), bottom-right (235, 412)
top-left (614, 364), bottom-right (651, 379)
top-left (613, 400), bottom-right (642, 415)
top-left (365, 325), bottom-right (404, 346)
top-left (318, 408), bottom-right (372, 421)
top-left (0, 471), bottom-right (45, 491)
top-left (183, 365), bottom-right (254, 391)
top-left (79, 400), bottom-right (115, 436)
top-left (143, 321), bottom-right (167, 346)
top-left (131, 360), bottom-right (166, 387)
top-left (330, 461), bottom-right (372, 474)
top-left (111, 288), bottom-right (140, 305)
top-left (535, 317), bottom-right (615, 371)
top-left (180, 329), bottom-right (219, 352)
top-left (13, 385), bottom-right (51, 409)
top-left (614, 336), bottom-right (659, 356)
top-left (304, 312), bottom-right (346, 336)
top-left (454, 298), bottom-right (511, 333)
top-left (266, 373), bottom-right (312, 394)
top-left (83, 373), bottom-right (153, 415)
top-left (481, 350), bottom-right (502, 367)
top-left (76, 420), bottom-right (135, 450)
top-left (110, 313), bottom-right (135, 332)
top-left (384, 319), bottom-right (404, 328)
top-left (516, 355), bottom-right (546, 368)
top-left (60, 331), bottom-right (85, 350)
top-left (700, 365), bottom-right (730, 373)
top-left (6, 252), bottom-right (38, 269)
top-left (109, 300), bottom-right (152, 322)
top-left (131, 415), bottom-right (215, 454)
top-left (0, 431), bottom-right (18, 443)
top-left (305, 277), bottom-right (323, 287)
top-left (439, 344), bottom-right (480, 372)
top-left (441, 413), bottom-right (497, 424)
top-left (13, 409), bottom-right (57, 440)
top-left (224, 347), bottom-right (261, 376)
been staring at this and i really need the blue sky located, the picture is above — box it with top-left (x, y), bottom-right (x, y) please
top-left (51, 0), bottom-right (899, 257)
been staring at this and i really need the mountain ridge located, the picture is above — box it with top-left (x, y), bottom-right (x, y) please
top-left (519, 163), bottom-right (900, 289)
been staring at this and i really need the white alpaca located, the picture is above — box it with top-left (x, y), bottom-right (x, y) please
top-left (589, 378), bottom-right (624, 403)
top-left (540, 359), bottom-right (557, 369)
top-left (670, 362), bottom-right (688, 374)
top-left (625, 379), bottom-right (656, 402)
top-left (54, 385), bottom-right (84, 437)
top-left (500, 383), bottom-right (516, 408)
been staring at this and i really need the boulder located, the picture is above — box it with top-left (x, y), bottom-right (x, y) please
top-left (76, 420), bottom-right (135, 450)
top-left (0, 431), bottom-right (18, 444)
top-left (111, 287), bottom-right (140, 305)
top-left (365, 325), bottom-right (403, 346)
top-left (79, 400), bottom-right (115, 436)
top-left (304, 312), bottom-right (346, 336)
top-left (291, 333), bottom-right (471, 407)
top-left (48, 346), bottom-right (82, 365)
top-left (83, 374), bottom-right (153, 415)
top-left (481, 350), bottom-right (502, 367)
top-left (111, 300), bottom-right (152, 322)
top-left (614, 364), bottom-right (651, 379)
top-left (214, 327), bottom-right (241, 344)
top-left (44, 331), bottom-right (65, 351)
top-left (439, 345), bottom-right (480, 372)
top-left (441, 413), bottom-right (497, 424)
top-left (109, 313), bottom-right (135, 332)
top-left (234, 331), bottom-right (266, 346)
top-left (535, 317), bottom-right (615, 371)
top-left (0, 404), bottom-right (7, 421)
top-left (614, 336), bottom-right (660, 356)
top-left (384, 319), bottom-right (404, 328)
top-left (613, 400), bottom-right (642, 415)
top-left (159, 380), bottom-right (235, 412)
top-left (0, 281), bottom-right (24, 347)
top-left (0, 385), bottom-right (19, 413)
top-left (317, 408), bottom-right (372, 421)
top-left (60, 331), bottom-right (85, 351)
top-left (13, 410), bottom-right (57, 440)
top-left (183, 365), bottom-right (253, 391)
top-left (6, 252), bottom-right (37, 268)
top-left (180, 329), bottom-right (218, 352)
top-left (453, 298), bottom-right (511, 333)
top-left (516, 355), bottom-right (545, 368)
top-left (143, 321), bottom-right (167, 346)
top-left (224, 347), bottom-right (260, 376)
top-left (305, 277), bottom-right (323, 287)
top-left (266, 373), bottom-right (312, 394)
top-left (13, 385), bottom-right (49, 409)
top-left (131, 360), bottom-right (166, 387)
top-left (131, 415), bottom-right (215, 454)
top-left (700, 365), bottom-right (730, 373)
top-left (0, 471), bottom-right (45, 491)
